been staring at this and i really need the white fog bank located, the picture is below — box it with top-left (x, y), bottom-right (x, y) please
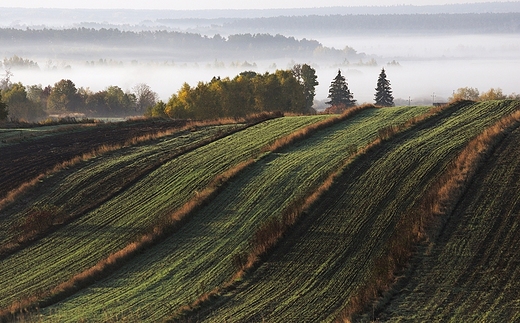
top-left (6, 33), bottom-right (520, 108)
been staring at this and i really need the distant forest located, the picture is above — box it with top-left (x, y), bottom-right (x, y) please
top-left (216, 13), bottom-right (520, 34)
top-left (0, 28), bottom-right (366, 62)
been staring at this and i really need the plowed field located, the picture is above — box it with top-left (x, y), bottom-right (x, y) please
top-left (374, 124), bottom-right (520, 322)
top-left (0, 120), bottom-right (187, 200)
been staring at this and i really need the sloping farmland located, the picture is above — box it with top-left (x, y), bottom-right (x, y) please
top-left (0, 120), bottom-right (188, 201)
top-left (0, 115), bottom-right (329, 312)
top-left (35, 106), bottom-right (432, 322)
top-left (0, 123), bottom-right (242, 249)
top-left (192, 100), bottom-right (520, 322)
top-left (374, 115), bottom-right (520, 322)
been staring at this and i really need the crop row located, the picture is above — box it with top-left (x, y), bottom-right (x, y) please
top-left (35, 106), bottom-right (433, 322)
top-left (193, 100), bottom-right (520, 322)
top-left (0, 124), bottom-right (85, 146)
top-left (374, 113), bottom-right (520, 322)
top-left (0, 115), bottom-right (329, 312)
top-left (0, 123), bottom-right (243, 255)
top-left (0, 119), bottom-right (191, 202)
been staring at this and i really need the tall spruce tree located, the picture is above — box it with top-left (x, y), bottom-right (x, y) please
top-left (374, 68), bottom-right (394, 107)
top-left (327, 69), bottom-right (356, 108)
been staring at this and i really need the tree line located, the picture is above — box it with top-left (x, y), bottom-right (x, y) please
top-left (0, 76), bottom-right (158, 121)
top-left (0, 28), bottom-right (334, 62)
top-left (450, 87), bottom-right (520, 102)
top-left (0, 64), bottom-right (318, 122)
top-left (224, 13), bottom-right (520, 34)
top-left (2, 65), bottom-right (518, 123)
top-left (146, 65), bottom-right (318, 119)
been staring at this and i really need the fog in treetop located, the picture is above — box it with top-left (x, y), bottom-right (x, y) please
top-left (1, 3), bottom-right (519, 108)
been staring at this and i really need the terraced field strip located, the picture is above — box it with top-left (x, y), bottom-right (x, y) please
top-left (0, 119), bottom-right (189, 203)
top-left (193, 100), bottom-right (520, 322)
top-left (375, 111), bottom-right (520, 322)
top-left (0, 124), bottom-right (243, 256)
top-left (0, 116), bottom-right (329, 313)
top-left (0, 124), bottom-right (90, 147)
top-left (35, 106), bottom-right (432, 322)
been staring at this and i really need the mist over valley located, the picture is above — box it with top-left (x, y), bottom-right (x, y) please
top-left (1, 2), bottom-right (519, 113)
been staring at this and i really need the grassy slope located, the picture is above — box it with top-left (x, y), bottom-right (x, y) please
top-left (374, 120), bottom-right (520, 322)
top-left (37, 106), bottom-right (431, 322)
top-left (195, 100), bottom-right (520, 322)
top-left (0, 124), bottom-right (240, 246)
top-left (0, 116), bottom-right (327, 310)
top-left (0, 124), bottom-right (91, 147)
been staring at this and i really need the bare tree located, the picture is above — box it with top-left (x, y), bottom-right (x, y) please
top-left (132, 83), bottom-right (159, 113)
top-left (0, 69), bottom-right (13, 91)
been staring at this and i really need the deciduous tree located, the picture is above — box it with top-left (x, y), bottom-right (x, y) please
top-left (132, 83), bottom-right (159, 113)
top-left (479, 88), bottom-right (507, 101)
top-left (292, 63), bottom-right (319, 113)
top-left (450, 87), bottom-right (480, 102)
top-left (47, 79), bottom-right (82, 113)
top-left (0, 93), bottom-right (7, 121)
top-left (2, 83), bottom-right (45, 121)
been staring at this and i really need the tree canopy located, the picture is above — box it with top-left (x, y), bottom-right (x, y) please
top-left (292, 64), bottom-right (319, 113)
top-left (374, 68), bottom-right (394, 107)
top-left (0, 93), bottom-right (7, 121)
top-left (152, 67), bottom-right (312, 120)
top-left (1, 82), bottom-right (45, 121)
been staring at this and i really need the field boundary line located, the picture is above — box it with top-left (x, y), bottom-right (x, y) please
top-left (0, 113), bottom-right (283, 260)
top-left (168, 101), bottom-right (464, 322)
top-left (337, 104), bottom-right (520, 323)
top-left (0, 123), bottom-right (255, 260)
top-left (0, 111), bottom-right (350, 321)
top-left (0, 113), bottom-right (278, 212)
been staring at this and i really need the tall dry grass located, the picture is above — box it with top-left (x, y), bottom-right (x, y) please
top-left (337, 108), bottom-right (520, 322)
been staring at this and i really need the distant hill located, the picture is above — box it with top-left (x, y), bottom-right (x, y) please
top-left (1, 2), bottom-right (520, 29)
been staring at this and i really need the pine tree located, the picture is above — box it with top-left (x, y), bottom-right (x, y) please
top-left (327, 69), bottom-right (356, 108)
top-left (374, 68), bottom-right (394, 107)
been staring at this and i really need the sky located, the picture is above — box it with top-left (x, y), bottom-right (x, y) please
top-left (0, 0), bottom-right (513, 10)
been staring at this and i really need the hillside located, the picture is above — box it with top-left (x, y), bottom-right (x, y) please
top-left (187, 100), bottom-right (520, 322)
top-left (0, 100), bottom-right (519, 322)
top-left (372, 116), bottom-right (520, 322)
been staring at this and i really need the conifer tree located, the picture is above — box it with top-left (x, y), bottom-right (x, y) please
top-left (374, 68), bottom-right (394, 107)
top-left (327, 69), bottom-right (356, 108)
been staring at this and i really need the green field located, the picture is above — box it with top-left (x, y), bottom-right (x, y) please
top-left (190, 100), bottom-right (520, 322)
top-left (0, 116), bottom-right (328, 311)
top-left (1, 100), bottom-right (519, 322)
top-left (373, 120), bottom-right (520, 322)
top-left (0, 123), bottom-right (242, 246)
top-left (35, 106), bottom-right (432, 322)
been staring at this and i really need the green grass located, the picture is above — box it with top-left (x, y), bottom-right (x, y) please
top-left (190, 100), bottom-right (519, 322)
top-left (0, 115), bottom-right (328, 311)
top-left (33, 106), bottom-right (432, 322)
top-left (4, 101), bottom-right (519, 323)
top-left (0, 124), bottom-right (90, 146)
top-left (373, 116), bottom-right (520, 322)
top-left (0, 124), bottom-right (241, 247)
